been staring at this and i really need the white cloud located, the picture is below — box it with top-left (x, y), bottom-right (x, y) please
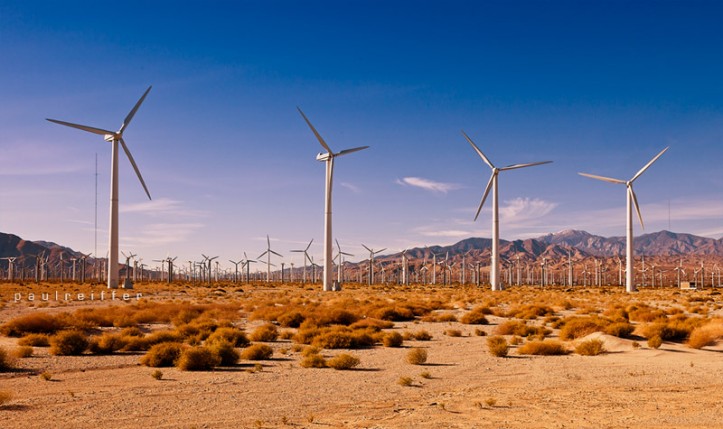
top-left (120, 198), bottom-right (207, 217)
top-left (121, 222), bottom-right (205, 249)
top-left (340, 182), bottom-right (361, 193)
top-left (499, 197), bottom-right (558, 225)
top-left (396, 177), bottom-right (461, 194)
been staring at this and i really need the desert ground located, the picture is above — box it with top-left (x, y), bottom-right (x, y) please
top-left (1, 281), bottom-right (722, 429)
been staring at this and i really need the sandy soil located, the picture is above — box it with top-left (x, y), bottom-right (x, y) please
top-left (1, 286), bottom-right (722, 428)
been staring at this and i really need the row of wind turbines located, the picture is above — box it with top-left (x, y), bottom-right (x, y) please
top-left (45, 86), bottom-right (668, 293)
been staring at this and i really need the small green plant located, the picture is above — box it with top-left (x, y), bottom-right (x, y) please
top-left (151, 370), bottom-right (163, 380)
top-left (397, 376), bottom-right (413, 386)
top-left (486, 336), bottom-right (509, 358)
top-left (326, 353), bottom-right (360, 370)
top-left (406, 348), bottom-right (428, 365)
top-left (575, 339), bottom-right (606, 356)
top-left (40, 371), bottom-right (52, 381)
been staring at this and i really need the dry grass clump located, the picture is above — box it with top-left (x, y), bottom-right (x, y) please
top-left (18, 333), bottom-right (50, 347)
top-left (627, 304), bottom-right (667, 323)
top-left (240, 343), bottom-right (273, 360)
top-left (0, 390), bottom-right (12, 407)
top-left (176, 347), bottom-right (221, 371)
top-left (49, 330), bottom-right (89, 356)
top-left (460, 306), bottom-right (490, 325)
top-left (422, 312), bottom-right (458, 323)
top-left (151, 370), bottom-right (163, 380)
top-left (369, 306), bottom-right (416, 321)
top-left (206, 339), bottom-right (239, 366)
top-left (495, 320), bottom-right (548, 338)
top-left (39, 371), bottom-right (52, 381)
top-left (504, 304), bottom-right (555, 320)
top-left (640, 316), bottom-right (703, 342)
top-left (575, 339), bottom-right (606, 356)
top-left (410, 330), bottom-right (433, 341)
top-left (278, 311), bottom-right (305, 328)
top-left (647, 336), bottom-right (663, 349)
top-left (249, 323), bottom-right (279, 342)
top-left (406, 348), bottom-right (428, 365)
top-left (349, 318), bottom-right (395, 331)
top-left (486, 336), bottom-right (509, 357)
top-left (14, 346), bottom-right (34, 358)
top-left (1, 312), bottom-right (65, 336)
top-left (445, 329), bottom-right (463, 337)
top-left (558, 316), bottom-right (610, 340)
top-left (299, 351), bottom-right (327, 368)
top-left (206, 327), bottom-right (249, 347)
top-left (604, 321), bottom-right (635, 338)
top-left (0, 347), bottom-right (15, 371)
top-left (397, 376), bottom-right (414, 386)
top-left (382, 332), bottom-right (404, 347)
top-left (88, 333), bottom-right (128, 355)
top-left (686, 319), bottom-right (723, 349)
top-left (517, 340), bottom-right (569, 356)
top-left (311, 327), bottom-right (375, 349)
top-left (327, 353), bottom-right (360, 370)
top-left (140, 342), bottom-right (184, 367)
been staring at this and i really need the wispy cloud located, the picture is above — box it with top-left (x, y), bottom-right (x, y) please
top-left (499, 197), bottom-right (558, 225)
top-left (340, 182), bottom-right (361, 193)
top-left (396, 177), bottom-right (461, 194)
top-left (120, 198), bottom-right (207, 217)
top-left (0, 141), bottom-right (86, 176)
top-left (419, 229), bottom-right (471, 238)
top-left (121, 222), bottom-right (205, 249)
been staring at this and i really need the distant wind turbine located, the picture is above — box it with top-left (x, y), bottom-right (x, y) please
top-left (298, 107), bottom-right (369, 291)
top-left (361, 244), bottom-right (386, 285)
top-left (578, 146), bottom-right (668, 293)
top-left (462, 130), bottom-right (552, 291)
top-left (47, 86), bottom-right (153, 289)
top-left (291, 238), bottom-right (314, 284)
top-left (258, 235), bottom-right (282, 283)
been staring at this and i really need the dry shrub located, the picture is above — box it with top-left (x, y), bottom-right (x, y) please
top-left (278, 311), bottom-right (305, 328)
top-left (301, 346), bottom-right (321, 357)
top-left (249, 323), bottom-right (279, 342)
top-left (627, 304), bottom-right (666, 323)
top-left (575, 339), bottom-right (606, 356)
top-left (327, 353), bottom-right (360, 370)
top-left (397, 376), bottom-right (413, 386)
top-left (240, 344), bottom-right (273, 360)
top-left (140, 342), bottom-right (184, 367)
top-left (39, 371), bottom-right (52, 381)
top-left (474, 328), bottom-right (487, 336)
top-left (311, 308), bottom-right (359, 326)
top-left (18, 333), bottom-right (50, 347)
top-left (486, 336), bottom-right (509, 357)
top-left (604, 322), bottom-right (635, 338)
top-left (349, 318), bottom-right (394, 331)
top-left (460, 307), bottom-right (490, 325)
top-left (50, 330), bottom-right (89, 356)
top-left (151, 370), bottom-right (163, 380)
top-left (369, 306), bottom-right (416, 322)
top-left (647, 336), bottom-right (663, 349)
top-left (120, 326), bottom-right (144, 337)
top-left (517, 340), bottom-right (569, 356)
top-left (506, 304), bottom-right (555, 320)
top-left (382, 332), bottom-right (404, 347)
top-left (406, 348), bottom-right (428, 365)
top-left (559, 317), bottom-right (609, 340)
top-left (422, 312), bottom-right (458, 323)
top-left (0, 347), bottom-right (15, 371)
top-left (1, 313), bottom-right (64, 336)
top-left (495, 320), bottom-right (546, 337)
top-left (14, 346), bottom-right (34, 358)
top-left (411, 330), bottom-right (433, 341)
top-left (0, 390), bottom-right (12, 407)
top-left (445, 329), bottom-right (462, 337)
top-left (88, 333), bottom-right (127, 355)
top-left (206, 339), bottom-right (239, 366)
top-left (312, 327), bottom-right (374, 349)
top-left (176, 347), bottom-right (220, 371)
top-left (687, 320), bottom-right (723, 349)
top-left (300, 353), bottom-right (327, 368)
top-left (641, 318), bottom-right (699, 342)
top-left (206, 327), bottom-right (249, 348)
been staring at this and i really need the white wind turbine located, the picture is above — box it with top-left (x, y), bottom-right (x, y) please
top-left (462, 130), bottom-right (552, 291)
top-left (291, 238), bottom-right (314, 284)
top-left (579, 146), bottom-right (668, 293)
top-left (47, 86), bottom-right (153, 289)
top-left (258, 235), bottom-right (282, 283)
top-left (335, 239), bottom-right (354, 285)
top-left (361, 244), bottom-right (386, 285)
top-left (298, 107), bottom-right (369, 292)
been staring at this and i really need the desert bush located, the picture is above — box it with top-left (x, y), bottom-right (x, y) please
top-left (240, 344), bottom-right (273, 360)
top-left (627, 304), bottom-right (666, 323)
top-left (120, 326), bottom-right (144, 337)
top-left (647, 335), bottom-right (663, 349)
top-left (50, 330), bottom-right (89, 356)
top-left (349, 318), bottom-right (395, 331)
top-left (299, 353), bottom-right (327, 368)
top-left (176, 347), bottom-right (220, 371)
top-left (140, 342), bottom-right (184, 367)
top-left (206, 327), bottom-right (249, 348)
top-left (88, 333), bottom-right (128, 355)
top-left (292, 326), bottom-right (321, 345)
top-left (369, 306), bottom-right (416, 322)
top-left (445, 329), bottom-right (462, 337)
top-left (474, 328), bottom-right (487, 336)
top-left (18, 333), bottom-right (50, 347)
top-left (575, 339), bottom-right (606, 356)
top-left (0, 390), bottom-right (12, 407)
top-left (14, 346), bottom-right (34, 358)
top-left (311, 327), bottom-right (375, 349)
top-left (278, 311), bottom-right (305, 328)
top-left (559, 317), bottom-right (609, 340)
top-left (604, 321), bottom-right (635, 338)
top-left (382, 332), bottom-right (404, 347)
top-left (327, 353), bottom-right (360, 370)
top-left (486, 336), bottom-right (509, 357)
top-left (39, 371), bottom-right (52, 381)
top-left (406, 348), bottom-right (428, 365)
top-left (460, 307), bottom-right (490, 325)
top-left (311, 308), bottom-right (360, 326)
top-left (640, 320), bottom-right (695, 342)
top-left (0, 347), bottom-right (15, 371)
top-left (411, 330), bottom-right (433, 341)
top-left (1, 313), bottom-right (64, 336)
top-left (249, 323), bottom-right (279, 342)
top-left (151, 370), bottom-right (163, 380)
top-left (506, 304), bottom-right (555, 320)
top-left (422, 312), bottom-right (458, 322)
top-left (687, 320), bottom-right (723, 349)
top-left (397, 376), bottom-right (413, 386)
top-left (207, 339), bottom-right (239, 366)
top-left (495, 320), bottom-right (547, 337)
top-left (517, 340), bottom-right (569, 356)
top-left (301, 346), bottom-right (321, 357)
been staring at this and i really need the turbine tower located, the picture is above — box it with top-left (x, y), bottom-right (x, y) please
top-left (258, 235), bottom-right (282, 283)
top-left (47, 86), bottom-right (153, 289)
top-left (462, 130), bottom-right (552, 291)
top-left (298, 107), bottom-right (369, 291)
top-left (578, 146), bottom-right (668, 293)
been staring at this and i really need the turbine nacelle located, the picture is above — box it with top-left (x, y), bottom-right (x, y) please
top-left (316, 152), bottom-right (332, 161)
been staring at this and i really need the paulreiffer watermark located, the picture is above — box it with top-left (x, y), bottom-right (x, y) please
top-left (10, 290), bottom-right (143, 303)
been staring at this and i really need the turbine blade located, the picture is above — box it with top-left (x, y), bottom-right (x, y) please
top-left (271, 250), bottom-right (283, 257)
top-left (119, 86), bottom-right (152, 134)
top-left (376, 248), bottom-right (387, 254)
top-left (361, 244), bottom-right (372, 253)
top-left (336, 146), bottom-right (369, 157)
top-left (474, 173), bottom-right (495, 221)
top-left (500, 160), bottom-right (552, 171)
top-left (120, 138), bottom-right (152, 200)
top-left (297, 107), bottom-right (332, 153)
top-left (578, 172), bottom-right (626, 185)
top-left (461, 130), bottom-right (494, 169)
top-left (629, 186), bottom-right (645, 229)
top-left (630, 146), bottom-right (669, 183)
top-left (306, 238), bottom-right (314, 251)
top-left (258, 251), bottom-right (268, 259)
top-left (46, 119), bottom-right (114, 136)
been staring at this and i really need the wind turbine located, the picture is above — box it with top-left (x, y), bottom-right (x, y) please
top-left (298, 107), bottom-right (369, 291)
top-left (462, 130), bottom-right (552, 291)
top-left (335, 239), bottom-right (353, 287)
top-left (291, 238), bottom-right (314, 284)
top-left (47, 86), bottom-right (153, 289)
top-left (258, 235), bottom-right (282, 283)
top-left (361, 244), bottom-right (386, 285)
top-left (578, 146), bottom-right (668, 293)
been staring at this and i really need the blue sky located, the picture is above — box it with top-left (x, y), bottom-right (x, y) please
top-left (1, 0), bottom-right (721, 268)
